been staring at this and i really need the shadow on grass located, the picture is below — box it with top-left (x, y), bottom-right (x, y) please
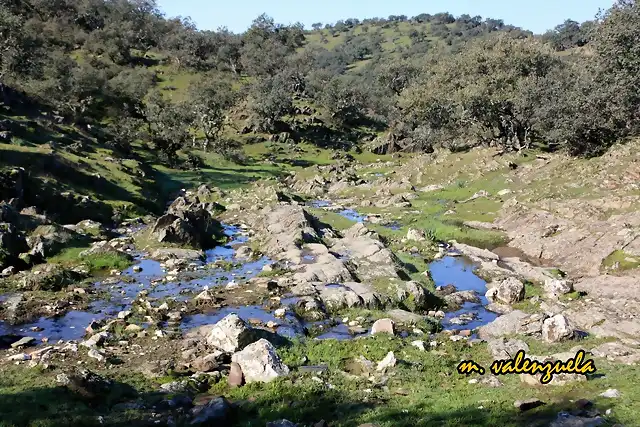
top-left (0, 379), bottom-right (619, 427)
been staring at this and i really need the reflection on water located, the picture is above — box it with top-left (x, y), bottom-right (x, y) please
top-left (429, 256), bottom-right (497, 331)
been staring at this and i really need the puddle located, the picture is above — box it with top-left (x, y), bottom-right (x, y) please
top-left (383, 221), bottom-right (402, 230)
top-left (309, 200), bottom-right (367, 223)
top-left (181, 305), bottom-right (304, 338)
top-left (0, 310), bottom-right (108, 342)
top-left (429, 256), bottom-right (497, 331)
top-left (337, 209), bottom-right (367, 223)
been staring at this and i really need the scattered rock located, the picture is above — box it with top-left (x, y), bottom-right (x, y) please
top-left (206, 314), bottom-right (254, 353)
top-left (56, 368), bottom-right (114, 401)
top-left (599, 388), bottom-right (620, 398)
top-left (544, 279), bottom-right (574, 298)
top-left (190, 397), bottom-right (232, 425)
top-left (10, 336), bottom-right (35, 348)
top-left (231, 339), bottom-right (289, 383)
top-left (542, 314), bottom-right (575, 343)
top-left (488, 277), bottom-right (525, 304)
top-left (371, 318), bottom-right (395, 335)
top-left (487, 338), bottom-right (529, 359)
top-left (376, 351), bottom-right (396, 372)
top-left (514, 398), bottom-right (545, 412)
top-left (228, 362), bottom-right (244, 388)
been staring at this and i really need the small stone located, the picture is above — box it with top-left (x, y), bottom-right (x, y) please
top-left (266, 321), bottom-right (279, 329)
top-left (228, 362), bottom-right (244, 388)
top-left (514, 398), bottom-right (545, 412)
top-left (371, 318), bottom-right (395, 335)
top-left (411, 340), bottom-right (425, 351)
top-left (458, 329), bottom-right (472, 337)
top-left (376, 351), bottom-right (396, 372)
top-left (133, 266), bottom-right (143, 273)
top-left (468, 378), bottom-right (479, 384)
top-left (158, 302), bottom-right (169, 311)
top-left (600, 389), bottom-right (620, 398)
top-left (81, 332), bottom-right (109, 348)
top-left (117, 310), bottom-right (132, 320)
top-left (274, 308), bottom-right (287, 318)
top-left (88, 349), bottom-right (105, 362)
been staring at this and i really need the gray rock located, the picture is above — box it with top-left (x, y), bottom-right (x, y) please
top-left (190, 397), bottom-right (232, 425)
top-left (10, 336), bottom-right (35, 348)
top-left (81, 332), bottom-right (110, 348)
top-left (18, 263), bottom-right (87, 291)
top-left (206, 314), bottom-right (254, 353)
top-left (231, 339), bottom-right (289, 383)
top-left (376, 351), bottom-right (396, 372)
top-left (444, 291), bottom-right (481, 308)
top-left (599, 388), bottom-right (620, 398)
top-left (150, 248), bottom-right (205, 262)
top-left (371, 318), bottom-right (395, 335)
top-left (487, 338), bottom-right (529, 359)
top-left (386, 309), bottom-right (425, 324)
top-left (542, 314), bottom-right (575, 343)
top-left (394, 281), bottom-right (432, 311)
top-left (544, 279), bottom-right (574, 297)
top-left (228, 361), bottom-right (244, 388)
top-left (478, 310), bottom-right (531, 339)
top-left (489, 277), bottom-right (525, 304)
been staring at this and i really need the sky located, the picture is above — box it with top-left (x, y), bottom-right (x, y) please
top-left (157, 0), bottom-right (615, 34)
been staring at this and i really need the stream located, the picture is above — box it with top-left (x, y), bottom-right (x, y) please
top-left (0, 200), bottom-right (497, 345)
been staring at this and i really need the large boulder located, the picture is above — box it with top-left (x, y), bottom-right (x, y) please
top-left (231, 339), bottom-right (289, 383)
top-left (206, 314), bottom-right (255, 353)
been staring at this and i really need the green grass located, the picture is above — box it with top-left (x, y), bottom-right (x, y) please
top-left (48, 246), bottom-right (133, 274)
top-left (203, 335), bottom-right (639, 427)
top-left (601, 250), bottom-right (640, 273)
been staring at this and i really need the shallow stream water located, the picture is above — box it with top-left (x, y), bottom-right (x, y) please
top-left (1, 202), bottom-right (498, 345)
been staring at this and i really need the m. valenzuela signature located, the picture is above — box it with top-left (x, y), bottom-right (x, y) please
top-left (456, 350), bottom-right (597, 384)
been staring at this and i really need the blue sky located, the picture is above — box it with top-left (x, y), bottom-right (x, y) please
top-left (157, 0), bottom-right (614, 34)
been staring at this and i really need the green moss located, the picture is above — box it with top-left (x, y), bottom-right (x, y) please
top-left (601, 250), bottom-right (640, 273)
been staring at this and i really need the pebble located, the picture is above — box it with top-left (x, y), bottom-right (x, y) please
top-left (275, 308), bottom-right (287, 318)
top-left (88, 349), bottom-right (106, 362)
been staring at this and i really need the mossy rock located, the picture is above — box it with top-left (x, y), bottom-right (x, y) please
top-left (18, 263), bottom-right (87, 291)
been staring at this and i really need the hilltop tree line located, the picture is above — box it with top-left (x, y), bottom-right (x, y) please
top-left (1, 0), bottom-right (639, 161)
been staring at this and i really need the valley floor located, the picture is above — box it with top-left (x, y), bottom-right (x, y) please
top-left (1, 138), bottom-right (640, 427)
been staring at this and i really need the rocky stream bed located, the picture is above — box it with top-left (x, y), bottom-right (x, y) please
top-left (1, 179), bottom-right (638, 426)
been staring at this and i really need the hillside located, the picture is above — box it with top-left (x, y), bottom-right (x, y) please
top-left (1, 1), bottom-right (640, 427)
